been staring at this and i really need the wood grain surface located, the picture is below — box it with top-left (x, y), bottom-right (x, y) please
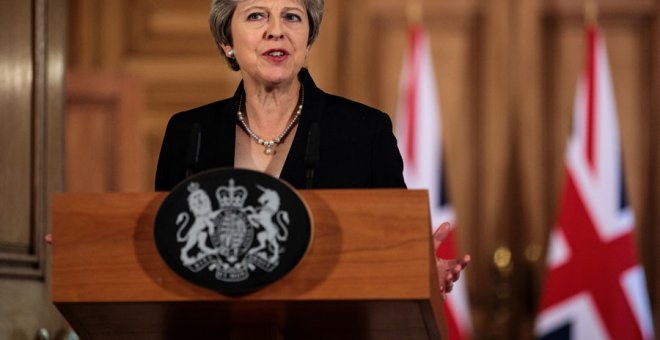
top-left (52, 189), bottom-right (433, 302)
top-left (52, 189), bottom-right (447, 339)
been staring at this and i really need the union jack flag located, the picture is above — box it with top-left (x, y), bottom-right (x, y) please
top-left (395, 25), bottom-right (473, 340)
top-left (535, 25), bottom-right (654, 340)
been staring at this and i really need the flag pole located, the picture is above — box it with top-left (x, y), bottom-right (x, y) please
top-left (585, 0), bottom-right (598, 26)
top-left (406, 0), bottom-right (423, 27)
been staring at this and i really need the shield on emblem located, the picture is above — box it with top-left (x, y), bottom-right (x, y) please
top-left (154, 168), bottom-right (312, 295)
top-left (211, 210), bottom-right (254, 263)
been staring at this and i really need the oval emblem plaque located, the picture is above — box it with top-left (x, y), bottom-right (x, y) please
top-left (154, 168), bottom-right (312, 295)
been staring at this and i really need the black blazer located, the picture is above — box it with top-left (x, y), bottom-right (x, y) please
top-left (155, 69), bottom-right (406, 191)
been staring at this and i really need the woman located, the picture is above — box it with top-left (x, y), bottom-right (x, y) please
top-left (155, 0), bottom-right (468, 295)
top-left (155, 0), bottom-right (404, 190)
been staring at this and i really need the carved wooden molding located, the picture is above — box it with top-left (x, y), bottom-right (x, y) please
top-left (66, 71), bottom-right (148, 192)
top-left (127, 0), bottom-right (213, 56)
top-left (0, 0), bottom-right (47, 279)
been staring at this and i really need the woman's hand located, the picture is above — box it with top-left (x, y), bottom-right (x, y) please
top-left (45, 234), bottom-right (52, 244)
top-left (433, 222), bottom-right (470, 298)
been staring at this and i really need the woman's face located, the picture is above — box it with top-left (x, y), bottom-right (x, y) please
top-left (227, 0), bottom-right (310, 87)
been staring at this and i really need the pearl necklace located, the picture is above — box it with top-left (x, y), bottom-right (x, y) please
top-left (236, 86), bottom-right (304, 155)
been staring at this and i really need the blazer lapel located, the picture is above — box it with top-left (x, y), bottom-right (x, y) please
top-left (280, 69), bottom-right (325, 188)
top-left (209, 84), bottom-right (241, 169)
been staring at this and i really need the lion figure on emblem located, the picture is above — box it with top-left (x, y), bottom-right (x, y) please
top-left (176, 184), bottom-right (218, 265)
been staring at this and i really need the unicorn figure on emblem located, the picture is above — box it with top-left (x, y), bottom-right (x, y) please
top-left (247, 185), bottom-right (290, 263)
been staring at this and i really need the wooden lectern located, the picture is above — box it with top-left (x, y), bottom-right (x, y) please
top-left (52, 189), bottom-right (447, 339)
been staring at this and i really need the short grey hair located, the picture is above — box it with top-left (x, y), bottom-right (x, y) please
top-left (210, 0), bottom-right (324, 71)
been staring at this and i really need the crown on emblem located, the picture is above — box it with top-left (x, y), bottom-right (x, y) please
top-left (216, 179), bottom-right (247, 208)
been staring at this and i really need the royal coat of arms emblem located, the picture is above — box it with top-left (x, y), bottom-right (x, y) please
top-left (155, 168), bottom-right (311, 294)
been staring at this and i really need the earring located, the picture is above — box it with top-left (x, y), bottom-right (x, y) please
top-left (227, 49), bottom-right (235, 58)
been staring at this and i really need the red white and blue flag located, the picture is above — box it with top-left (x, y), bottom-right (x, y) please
top-left (395, 25), bottom-right (473, 340)
top-left (535, 25), bottom-right (655, 340)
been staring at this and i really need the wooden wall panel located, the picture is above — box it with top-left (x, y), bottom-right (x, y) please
top-left (127, 0), bottom-right (214, 55)
top-left (515, 0), bottom-right (545, 260)
top-left (305, 0), bottom-right (341, 93)
top-left (66, 72), bottom-right (147, 192)
top-left (608, 23), bottom-right (652, 226)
